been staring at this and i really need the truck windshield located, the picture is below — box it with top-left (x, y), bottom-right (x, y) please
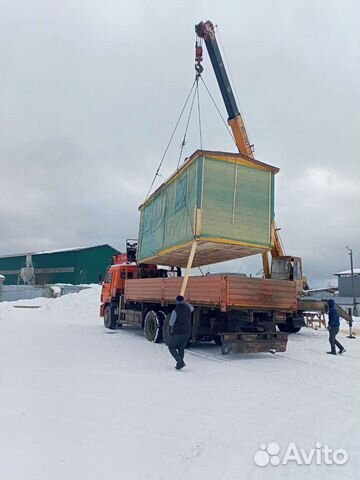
top-left (105, 272), bottom-right (113, 283)
top-left (272, 258), bottom-right (290, 280)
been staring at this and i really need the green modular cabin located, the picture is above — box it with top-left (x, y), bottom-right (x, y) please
top-left (137, 150), bottom-right (279, 268)
top-left (0, 244), bottom-right (119, 285)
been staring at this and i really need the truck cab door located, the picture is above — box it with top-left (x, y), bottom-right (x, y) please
top-left (101, 271), bottom-right (113, 303)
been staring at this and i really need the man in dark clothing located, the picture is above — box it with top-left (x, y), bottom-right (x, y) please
top-left (168, 295), bottom-right (194, 370)
top-left (327, 299), bottom-right (346, 355)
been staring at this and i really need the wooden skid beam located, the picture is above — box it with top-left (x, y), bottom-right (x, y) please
top-left (180, 240), bottom-right (197, 297)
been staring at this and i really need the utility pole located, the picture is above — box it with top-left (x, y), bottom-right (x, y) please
top-left (345, 246), bottom-right (357, 316)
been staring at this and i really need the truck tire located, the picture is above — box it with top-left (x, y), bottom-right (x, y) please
top-left (162, 314), bottom-right (172, 346)
top-left (104, 304), bottom-right (117, 330)
top-left (213, 335), bottom-right (222, 346)
top-left (277, 323), bottom-right (301, 333)
top-left (144, 310), bottom-right (164, 343)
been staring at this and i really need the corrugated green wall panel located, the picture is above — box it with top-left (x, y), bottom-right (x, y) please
top-left (0, 255), bottom-right (27, 270)
top-left (75, 245), bottom-right (118, 284)
top-left (201, 158), bottom-right (272, 246)
top-left (0, 245), bottom-right (118, 285)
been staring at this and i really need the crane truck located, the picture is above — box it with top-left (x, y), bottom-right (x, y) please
top-left (100, 21), bottom-right (328, 354)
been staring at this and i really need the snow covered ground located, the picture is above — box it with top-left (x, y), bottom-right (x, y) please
top-left (0, 286), bottom-right (359, 480)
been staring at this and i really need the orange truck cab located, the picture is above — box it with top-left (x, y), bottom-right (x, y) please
top-left (100, 263), bottom-right (140, 317)
top-left (100, 261), bottom-right (161, 319)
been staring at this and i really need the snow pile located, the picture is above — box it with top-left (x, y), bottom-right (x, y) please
top-left (0, 284), bottom-right (101, 323)
top-left (0, 285), bottom-right (359, 480)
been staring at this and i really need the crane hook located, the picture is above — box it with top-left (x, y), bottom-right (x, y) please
top-left (195, 62), bottom-right (204, 76)
top-left (195, 39), bottom-right (203, 77)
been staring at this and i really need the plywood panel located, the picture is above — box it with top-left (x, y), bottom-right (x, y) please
top-left (140, 239), bottom-right (267, 268)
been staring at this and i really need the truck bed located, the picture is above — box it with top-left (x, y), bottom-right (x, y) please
top-left (124, 275), bottom-right (297, 312)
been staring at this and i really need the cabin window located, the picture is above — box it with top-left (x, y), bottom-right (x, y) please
top-left (105, 272), bottom-right (113, 283)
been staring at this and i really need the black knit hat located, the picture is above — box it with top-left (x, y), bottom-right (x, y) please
top-left (176, 295), bottom-right (184, 302)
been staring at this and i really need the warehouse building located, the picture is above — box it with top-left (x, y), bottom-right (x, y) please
top-left (0, 244), bottom-right (119, 285)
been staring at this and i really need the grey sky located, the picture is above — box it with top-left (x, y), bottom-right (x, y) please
top-left (1, 0), bottom-right (359, 286)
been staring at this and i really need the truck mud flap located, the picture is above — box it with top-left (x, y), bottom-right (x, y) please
top-left (220, 332), bottom-right (288, 354)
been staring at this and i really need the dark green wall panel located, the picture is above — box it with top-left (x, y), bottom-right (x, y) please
top-left (0, 245), bottom-right (119, 285)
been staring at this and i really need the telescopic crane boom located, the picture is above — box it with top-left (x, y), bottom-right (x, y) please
top-left (195, 21), bottom-right (254, 158)
top-left (195, 20), bottom-right (285, 277)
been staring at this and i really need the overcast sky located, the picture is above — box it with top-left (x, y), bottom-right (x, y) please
top-left (1, 0), bottom-right (359, 286)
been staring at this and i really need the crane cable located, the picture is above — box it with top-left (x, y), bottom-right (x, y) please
top-left (146, 78), bottom-right (198, 199)
top-left (196, 77), bottom-right (203, 150)
top-left (144, 38), bottom-right (241, 275)
top-left (199, 76), bottom-right (236, 146)
top-left (177, 78), bottom-right (198, 168)
top-left (176, 75), bottom-right (205, 276)
top-left (145, 77), bottom-right (236, 278)
top-left (195, 81), bottom-right (205, 276)
top-left (146, 36), bottom-right (238, 198)
top-left (144, 70), bottom-right (205, 274)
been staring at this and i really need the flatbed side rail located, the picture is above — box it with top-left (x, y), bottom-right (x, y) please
top-left (226, 276), bottom-right (297, 311)
top-left (124, 275), bottom-right (297, 312)
top-left (124, 276), bottom-right (223, 308)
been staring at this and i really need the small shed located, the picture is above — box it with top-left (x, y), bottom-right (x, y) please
top-left (334, 268), bottom-right (360, 297)
top-left (137, 150), bottom-right (279, 267)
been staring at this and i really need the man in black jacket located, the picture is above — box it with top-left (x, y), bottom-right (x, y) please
top-left (168, 295), bottom-right (194, 370)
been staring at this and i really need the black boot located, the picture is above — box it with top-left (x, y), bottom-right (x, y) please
top-left (327, 351), bottom-right (336, 355)
top-left (175, 360), bottom-right (186, 370)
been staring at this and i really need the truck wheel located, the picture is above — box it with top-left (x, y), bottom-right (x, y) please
top-left (213, 335), bottom-right (222, 346)
top-left (144, 310), bottom-right (164, 343)
top-left (104, 304), bottom-right (117, 330)
top-left (278, 323), bottom-right (301, 333)
top-left (162, 314), bottom-right (172, 346)
top-left (288, 326), bottom-right (301, 333)
top-left (277, 324), bottom-right (289, 332)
